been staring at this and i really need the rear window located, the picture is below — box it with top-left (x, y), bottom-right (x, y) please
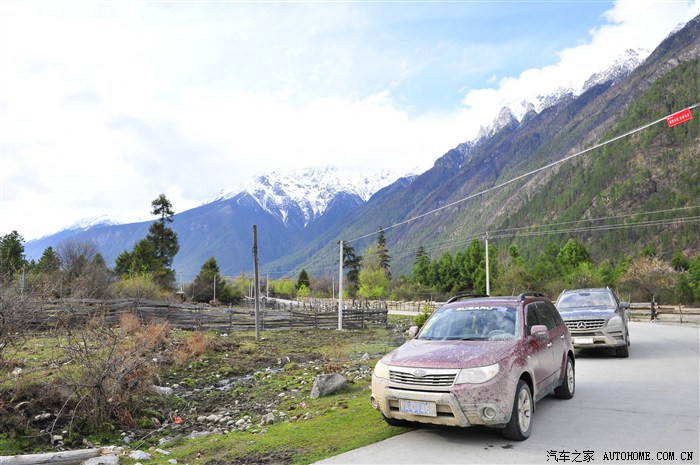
top-left (419, 305), bottom-right (519, 340)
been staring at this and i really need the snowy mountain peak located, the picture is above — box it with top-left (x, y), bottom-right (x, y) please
top-left (57, 215), bottom-right (119, 235)
top-left (581, 48), bottom-right (646, 93)
top-left (474, 47), bottom-right (646, 143)
top-left (222, 167), bottom-right (411, 226)
top-left (476, 106), bottom-right (518, 141)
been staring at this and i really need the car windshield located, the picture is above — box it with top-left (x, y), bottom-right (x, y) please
top-left (557, 291), bottom-right (615, 310)
top-left (418, 305), bottom-right (518, 340)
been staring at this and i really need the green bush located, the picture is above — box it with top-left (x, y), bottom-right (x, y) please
top-left (413, 306), bottom-right (434, 327)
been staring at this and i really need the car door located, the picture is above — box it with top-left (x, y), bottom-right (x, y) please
top-left (525, 303), bottom-right (555, 394)
top-left (537, 301), bottom-right (568, 381)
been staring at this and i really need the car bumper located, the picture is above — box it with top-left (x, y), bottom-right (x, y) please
top-left (371, 375), bottom-right (514, 428)
top-left (568, 324), bottom-right (626, 349)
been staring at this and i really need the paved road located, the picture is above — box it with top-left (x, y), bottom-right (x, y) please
top-left (316, 322), bottom-right (700, 465)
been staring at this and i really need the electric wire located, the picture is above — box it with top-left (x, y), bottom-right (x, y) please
top-left (347, 103), bottom-right (700, 245)
top-left (265, 104), bottom-right (699, 280)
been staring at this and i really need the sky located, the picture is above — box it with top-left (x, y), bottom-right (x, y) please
top-left (1, 1), bottom-right (699, 241)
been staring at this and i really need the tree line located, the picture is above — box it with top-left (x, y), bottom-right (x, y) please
top-left (276, 235), bottom-right (700, 307)
top-left (2, 196), bottom-right (700, 311)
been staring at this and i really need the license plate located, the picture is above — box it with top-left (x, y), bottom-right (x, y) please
top-left (574, 337), bottom-right (594, 345)
top-left (399, 399), bottom-right (437, 417)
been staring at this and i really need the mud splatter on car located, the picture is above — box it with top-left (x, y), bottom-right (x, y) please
top-left (370, 293), bottom-right (575, 441)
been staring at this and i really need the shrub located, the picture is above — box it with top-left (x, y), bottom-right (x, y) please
top-left (413, 305), bottom-right (434, 328)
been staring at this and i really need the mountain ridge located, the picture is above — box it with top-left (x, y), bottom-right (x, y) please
top-left (22, 15), bottom-right (700, 280)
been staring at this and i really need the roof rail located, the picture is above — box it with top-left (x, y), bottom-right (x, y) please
top-left (517, 292), bottom-right (545, 302)
top-left (446, 293), bottom-right (490, 303)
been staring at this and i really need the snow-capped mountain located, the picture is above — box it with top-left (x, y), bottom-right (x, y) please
top-left (220, 167), bottom-right (411, 226)
top-left (474, 48), bottom-right (647, 142)
top-left (58, 215), bottom-right (119, 235)
top-left (581, 48), bottom-right (646, 93)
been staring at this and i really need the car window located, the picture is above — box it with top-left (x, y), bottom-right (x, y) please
top-left (525, 303), bottom-right (540, 335)
top-left (419, 305), bottom-right (518, 340)
top-left (557, 291), bottom-right (615, 309)
top-left (535, 302), bottom-right (561, 330)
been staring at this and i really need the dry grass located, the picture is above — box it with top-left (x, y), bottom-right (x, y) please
top-left (172, 330), bottom-right (212, 364)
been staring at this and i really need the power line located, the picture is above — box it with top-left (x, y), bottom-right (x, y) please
top-left (263, 104), bottom-right (699, 280)
top-left (347, 103), bottom-right (700, 245)
top-left (488, 205), bottom-right (700, 236)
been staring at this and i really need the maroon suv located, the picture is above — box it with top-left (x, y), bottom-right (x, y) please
top-left (371, 293), bottom-right (575, 440)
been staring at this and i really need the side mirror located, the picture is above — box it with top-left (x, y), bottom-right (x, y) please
top-left (620, 302), bottom-right (630, 309)
top-left (408, 326), bottom-right (420, 338)
top-left (531, 325), bottom-right (549, 340)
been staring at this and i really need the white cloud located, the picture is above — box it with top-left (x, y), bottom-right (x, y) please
top-left (1, 0), bottom-right (698, 240)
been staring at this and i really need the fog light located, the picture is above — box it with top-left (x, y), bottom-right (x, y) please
top-left (483, 406), bottom-right (496, 419)
top-left (370, 396), bottom-right (379, 409)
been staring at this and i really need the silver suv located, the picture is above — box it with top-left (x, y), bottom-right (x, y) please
top-left (555, 288), bottom-right (630, 358)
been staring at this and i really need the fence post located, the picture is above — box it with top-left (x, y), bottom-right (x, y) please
top-left (228, 305), bottom-right (233, 333)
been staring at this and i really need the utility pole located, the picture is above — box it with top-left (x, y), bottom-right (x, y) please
top-left (338, 240), bottom-right (344, 330)
top-left (253, 225), bottom-right (261, 341)
top-left (485, 233), bottom-right (490, 296)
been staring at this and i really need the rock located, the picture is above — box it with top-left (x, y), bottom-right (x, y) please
top-left (310, 374), bottom-right (347, 398)
top-left (158, 435), bottom-right (182, 446)
top-left (150, 385), bottom-right (174, 396)
top-left (186, 431), bottom-right (213, 439)
top-left (129, 450), bottom-right (152, 460)
top-left (260, 412), bottom-right (275, 425)
top-left (81, 455), bottom-right (119, 465)
top-left (34, 412), bottom-right (52, 422)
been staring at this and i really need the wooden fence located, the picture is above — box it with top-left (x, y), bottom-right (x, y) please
top-left (628, 302), bottom-right (700, 324)
top-left (29, 298), bottom-right (388, 332)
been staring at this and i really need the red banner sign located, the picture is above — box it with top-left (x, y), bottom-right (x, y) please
top-left (666, 108), bottom-right (693, 127)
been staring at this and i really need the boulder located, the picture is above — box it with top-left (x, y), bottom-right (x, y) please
top-left (310, 374), bottom-right (347, 398)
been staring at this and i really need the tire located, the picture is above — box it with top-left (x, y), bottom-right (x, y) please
top-left (616, 344), bottom-right (629, 358)
top-left (502, 380), bottom-right (533, 441)
top-left (554, 356), bottom-right (575, 399)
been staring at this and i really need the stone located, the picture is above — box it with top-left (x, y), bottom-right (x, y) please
top-left (310, 374), bottom-right (347, 398)
top-left (129, 450), bottom-right (152, 460)
top-left (81, 455), bottom-right (119, 465)
top-left (150, 385), bottom-right (174, 396)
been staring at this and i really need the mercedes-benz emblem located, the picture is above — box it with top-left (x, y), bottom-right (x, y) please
top-left (413, 369), bottom-right (427, 378)
top-left (576, 321), bottom-right (586, 330)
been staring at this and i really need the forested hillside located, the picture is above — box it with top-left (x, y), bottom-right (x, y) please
top-left (275, 17), bottom-right (700, 282)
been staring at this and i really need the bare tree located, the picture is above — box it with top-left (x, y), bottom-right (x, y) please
top-left (57, 240), bottom-right (113, 298)
top-left (620, 256), bottom-right (676, 319)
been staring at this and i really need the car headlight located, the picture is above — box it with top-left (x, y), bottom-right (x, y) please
top-left (607, 316), bottom-right (623, 326)
top-left (373, 360), bottom-right (390, 379)
top-left (455, 363), bottom-right (500, 384)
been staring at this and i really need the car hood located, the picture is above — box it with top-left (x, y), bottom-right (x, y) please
top-left (381, 338), bottom-right (518, 369)
top-left (559, 308), bottom-right (616, 320)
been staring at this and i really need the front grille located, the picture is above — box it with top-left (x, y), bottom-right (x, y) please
top-left (390, 370), bottom-right (456, 387)
top-left (565, 319), bottom-right (606, 331)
